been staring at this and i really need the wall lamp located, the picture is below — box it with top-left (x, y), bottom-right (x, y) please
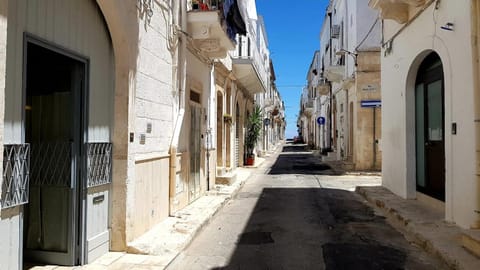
top-left (335, 49), bottom-right (357, 66)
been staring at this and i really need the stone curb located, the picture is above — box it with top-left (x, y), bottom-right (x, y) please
top-left (161, 173), bottom-right (250, 269)
top-left (355, 186), bottom-right (476, 270)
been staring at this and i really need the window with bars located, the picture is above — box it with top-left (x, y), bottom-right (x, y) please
top-left (87, 143), bottom-right (112, 188)
top-left (1, 144), bottom-right (30, 209)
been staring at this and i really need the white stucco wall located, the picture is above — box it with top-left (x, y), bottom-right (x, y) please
top-left (381, 1), bottom-right (478, 227)
top-left (355, 0), bottom-right (381, 51)
top-left (126, 2), bottom-right (178, 241)
top-left (4, 0), bottom-right (114, 144)
top-left (0, 2), bottom-right (20, 269)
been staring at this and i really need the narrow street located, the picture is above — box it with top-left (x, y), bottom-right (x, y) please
top-left (167, 143), bottom-right (447, 270)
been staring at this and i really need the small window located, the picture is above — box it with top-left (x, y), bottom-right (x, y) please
top-left (190, 90), bottom-right (201, 104)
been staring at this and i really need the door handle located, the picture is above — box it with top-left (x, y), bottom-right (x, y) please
top-left (425, 142), bottom-right (431, 146)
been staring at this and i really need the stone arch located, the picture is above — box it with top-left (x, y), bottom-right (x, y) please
top-left (94, 1), bottom-right (140, 251)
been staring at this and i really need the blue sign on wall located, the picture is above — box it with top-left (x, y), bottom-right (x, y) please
top-left (361, 100), bottom-right (381, 108)
top-left (264, 118), bottom-right (271, 126)
top-left (317, 116), bottom-right (326, 125)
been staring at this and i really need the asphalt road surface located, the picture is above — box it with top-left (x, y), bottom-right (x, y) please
top-left (167, 143), bottom-right (447, 270)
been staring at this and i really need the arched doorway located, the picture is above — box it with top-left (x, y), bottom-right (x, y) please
top-left (415, 52), bottom-right (445, 201)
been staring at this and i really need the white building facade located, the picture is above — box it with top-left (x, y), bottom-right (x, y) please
top-left (0, 1), bottom-right (282, 269)
top-left (303, 0), bottom-right (382, 169)
top-left (370, 0), bottom-right (480, 229)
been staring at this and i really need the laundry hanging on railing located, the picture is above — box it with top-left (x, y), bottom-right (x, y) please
top-left (223, 0), bottom-right (247, 41)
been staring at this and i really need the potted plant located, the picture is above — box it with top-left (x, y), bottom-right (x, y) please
top-left (245, 105), bottom-right (262, 166)
top-left (192, 0), bottom-right (199, 10)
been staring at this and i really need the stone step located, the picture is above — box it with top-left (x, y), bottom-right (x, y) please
top-left (327, 151), bottom-right (337, 158)
top-left (215, 172), bottom-right (237, 186)
top-left (462, 230), bottom-right (480, 258)
top-left (342, 161), bottom-right (355, 171)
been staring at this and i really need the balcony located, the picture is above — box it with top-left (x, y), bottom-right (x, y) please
top-left (187, 0), bottom-right (245, 59)
top-left (303, 100), bottom-right (314, 117)
top-left (231, 35), bottom-right (268, 95)
top-left (316, 78), bottom-right (330, 95)
top-left (324, 65), bottom-right (346, 83)
top-left (264, 96), bottom-right (274, 108)
top-left (369, 0), bottom-right (426, 24)
top-left (318, 85), bottom-right (330, 95)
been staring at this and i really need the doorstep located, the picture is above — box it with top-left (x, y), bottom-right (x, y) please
top-left (356, 186), bottom-right (480, 270)
top-left (126, 175), bottom-right (251, 262)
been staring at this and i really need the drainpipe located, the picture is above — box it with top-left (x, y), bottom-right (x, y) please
top-left (169, 0), bottom-right (186, 213)
top-left (471, 0), bottom-right (480, 228)
top-left (206, 63), bottom-right (216, 191)
top-left (328, 11), bottom-right (333, 151)
top-left (373, 107), bottom-right (376, 170)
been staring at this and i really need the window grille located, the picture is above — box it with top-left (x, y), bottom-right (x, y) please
top-left (331, 25), bottom-right (341, 39)
top-left (190, 91), bottom-right (201, 104)
top-left (1, 144), bottom-right (30, 209)
top-left (87, 143), bottom-right (112, 188)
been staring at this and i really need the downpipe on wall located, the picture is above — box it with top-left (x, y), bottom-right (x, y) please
top-left (169, 0), bottom-right (186, 213)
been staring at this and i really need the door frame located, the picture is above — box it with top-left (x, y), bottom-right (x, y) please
top-left (415, 53), bottom-right (445, 201)
top-left (22, 33), bottom-right (90, 266)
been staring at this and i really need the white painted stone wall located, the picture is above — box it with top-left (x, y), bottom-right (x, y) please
top-left (380, 1), bottom-right (478, 228)
top-left (125, 1), bottom-right (178, 241)
top-left (133, 4), bottom-right (175, 157)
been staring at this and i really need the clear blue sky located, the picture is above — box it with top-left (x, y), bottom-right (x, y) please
top-left (256, 0), bottom-right (330, 138)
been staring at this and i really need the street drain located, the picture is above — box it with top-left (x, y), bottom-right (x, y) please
top-left (238, 231), bottom-right (274, 245)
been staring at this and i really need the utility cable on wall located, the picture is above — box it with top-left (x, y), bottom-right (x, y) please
top-left (355, 17), bottom-right (379, 51)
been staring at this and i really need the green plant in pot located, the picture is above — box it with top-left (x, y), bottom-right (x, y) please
top-left (245, 105), bottom-right (262, 166)
top-left (192, 0), bottom-right (199, 10)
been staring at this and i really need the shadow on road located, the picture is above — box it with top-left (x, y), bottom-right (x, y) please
top-left (269, 143), bottom-right (338, 175)
top-left (211, 188), bottom-right (441, 270)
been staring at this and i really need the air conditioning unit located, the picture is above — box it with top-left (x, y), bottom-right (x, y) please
top-left (331, 25), bottom-right (340, 39)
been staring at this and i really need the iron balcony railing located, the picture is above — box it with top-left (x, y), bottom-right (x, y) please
top-left (232, 34), bottom-right (269, 91)
top-left (305, 100), bottom-right (314, 109)
top-left (191, 0), bottom-right (224, 11)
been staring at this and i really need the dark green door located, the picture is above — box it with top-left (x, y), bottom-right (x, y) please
top-left (415, 53), bottom-right (445, 201)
